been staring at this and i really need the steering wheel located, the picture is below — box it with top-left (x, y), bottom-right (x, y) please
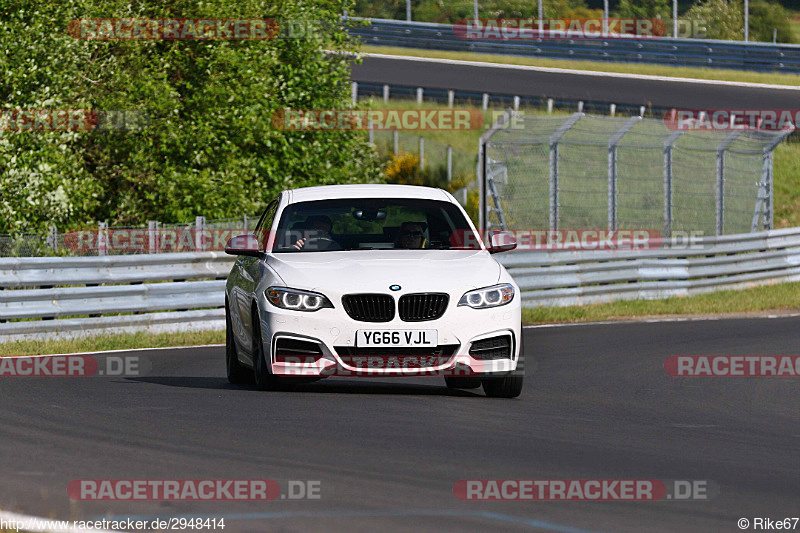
top-left (304, 236), bottom-right (342, 251)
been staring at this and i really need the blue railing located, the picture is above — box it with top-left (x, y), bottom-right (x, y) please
top-left (348, 18), bottom-right (800, 74)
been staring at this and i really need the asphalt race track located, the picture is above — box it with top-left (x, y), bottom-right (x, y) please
top-left (351, 55), bottom-right (800, 110)
top-left (1, 317), bottom-right (798, 532)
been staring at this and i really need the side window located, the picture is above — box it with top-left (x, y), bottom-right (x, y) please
top-left (254, 196), bottom-right (279, 251)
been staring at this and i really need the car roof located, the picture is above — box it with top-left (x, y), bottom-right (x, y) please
top-left (286, 184), bottom-right (452, 204)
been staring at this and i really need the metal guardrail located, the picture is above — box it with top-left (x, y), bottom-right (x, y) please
top-left (497, 227), bottom-right (800, 306)
top-left (0, 253), bottom-right (234, 341)
top-left (349, 18), bottom-right (800, 74)
top-left (2, 229), bottom-right (800, 341)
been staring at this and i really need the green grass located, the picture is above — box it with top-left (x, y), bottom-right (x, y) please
top-left (361, 45), bottom-right (800, 86)
top-left (522, 281), bottom-right (800, 324)
top-left (0, 329), bottom-right (224, 357)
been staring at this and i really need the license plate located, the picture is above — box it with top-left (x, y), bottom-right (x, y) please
top-left (356, 330), bottom-right (438, 348)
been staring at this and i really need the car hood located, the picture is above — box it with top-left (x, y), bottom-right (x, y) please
top-left (267, 249), bottom-right (501, 294)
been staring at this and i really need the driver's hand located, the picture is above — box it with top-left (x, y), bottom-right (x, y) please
top-left (293, 238), bottom-right (306, 250)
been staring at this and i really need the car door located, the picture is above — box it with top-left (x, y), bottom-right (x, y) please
top-left (233, 196), bottom-right (279, 363)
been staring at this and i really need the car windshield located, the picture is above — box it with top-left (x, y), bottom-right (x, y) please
top-left (271, 198), bottom-right (482, 252)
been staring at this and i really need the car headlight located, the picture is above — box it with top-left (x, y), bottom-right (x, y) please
top-left (265, 287), bottom-right (334, 312)
top-left (458, 283), bottom-right (515, 309)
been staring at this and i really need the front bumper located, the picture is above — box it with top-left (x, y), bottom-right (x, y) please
top-left (257, 294), bottom-right (521, 378)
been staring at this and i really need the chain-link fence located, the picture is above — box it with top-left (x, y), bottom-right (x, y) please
top-left (371, 129), bottom-right (476, 184)
top-left (0, 215), bottom-right (260, 257)
top-left (479, 111), bottom-right (793, 236)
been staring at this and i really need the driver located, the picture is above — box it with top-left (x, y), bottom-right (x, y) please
top-left (394, 221), bottom-right (426, 249)
top-left (293, 215), bottom-right (334, 250)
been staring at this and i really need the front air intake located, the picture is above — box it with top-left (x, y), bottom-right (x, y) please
top-left (341, 294), bottom-right (395, 322)
top-left (469, 335), bottom-right (513, 360)
top-left (398, 293), bottom-right (449, 322)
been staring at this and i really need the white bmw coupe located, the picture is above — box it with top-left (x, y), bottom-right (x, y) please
top-left (224, 184), bottom-right (524, 398)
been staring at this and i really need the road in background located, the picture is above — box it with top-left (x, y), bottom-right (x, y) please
top-left (351, 55), bottom-right (800, 110)
top-left (1, 318), bottom-right (798, 532)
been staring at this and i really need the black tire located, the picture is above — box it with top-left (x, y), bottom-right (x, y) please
top-left (252, 308), bottom-right (279, 391)
top-left (225, 302), bottom-right (249, 384)
top-left (444, 377), bottom-right (482, 389)
top-left (482, 333), bottom-right (525, 399)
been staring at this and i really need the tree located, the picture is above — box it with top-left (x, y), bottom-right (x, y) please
top-left (684, 0), bottom-right (745, 40)
top-left (749, 0), bottom-right (794, 43)
top-left (0, 0), bottom-right (382, 233)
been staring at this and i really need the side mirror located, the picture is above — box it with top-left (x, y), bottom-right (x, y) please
top-left (486, 230), bottom-right (517, 254)
top-left (225, 234), bottom-right (264, 258)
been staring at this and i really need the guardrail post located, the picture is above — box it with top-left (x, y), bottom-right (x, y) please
top-left (148, 220), bottom-right (159, 254)
top-left (609, 104), bottom-right (616, 117)
top-left (195, 216), bottom-right (206, 251)
top-left (513, 96), bottom-right (520, 111)
top-left (663, 130), bottom-right (684, 237)
top-left (416, 87), bottom-right (423, 104)
top-left (47, 225), bottom-right (58, 254)
top-left (98, 222), bottom-right (108, 256)
top-left (608, 116), bottom-right (641, 230)
top-left (547, 99), bottom-right (553, 114)
top-left (716, 131), bottom-right (742, 235)
top-left (577, 101), bottom-right (584, 113)
top-left (368, 119), bottom-right (374, 143)
top-left (549, 112), bottom-right (583, 231)
top-left (393, 129), bottom-right (399, 155)
top-left (447, 145), bottom-right (453, 183)
top-left (482, 93), bottom-right (489, 111)
top-left (383, 84), bottom-right (389, 104)
top-left (448, 90), bottom-right (455, 108)
top-left (419, 137), bottom-right (425, 169)
top-left (351, 81), bottom-right (358, 105)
